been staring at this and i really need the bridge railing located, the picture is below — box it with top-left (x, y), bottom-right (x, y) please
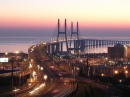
top-left (54, 82), bottom-right (77, 97)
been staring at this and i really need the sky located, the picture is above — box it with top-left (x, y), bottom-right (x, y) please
top-left (0, 0), bottom-right (130, 37)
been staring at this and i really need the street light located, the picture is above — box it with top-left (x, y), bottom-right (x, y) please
top-left (37, 65), bottom-right (40, 70)
top-left (2, 52), bottom-right (8, 70)
top-left (29, 63), bottom-right (32, 68)
top-left (32, 71), bottom-right (37, 80)
top-left (40, 67), bottom-right (43, 70)
top-left (13, 87), bottom-right (20, 97)
top-left (119, 79), bottom-right (123, 96)
top-left (22, 72), bottom-right (24, 85)
top-left (44, 75), bottom-right (47, 90)
top-left (11, 51), bottom-right (19, 90)
top-left (15, 50), bottom-right (19, 61)
top-left (125, 70), bottom-right (128, 74)
top-left (44, 75), bottom-right (47, 80)
top-left (29, 64), bottom-right (32, 79)
top-left (123, 66), bottom-right (127, 69)
top-left (80, 60), bottom-right (83, 63)
top-left (11, 57), bottom-right (14, 89)
top-left (119, 79), bottom-right (122, 83)
top-left (101, 73), bottom-right (105, 76)
top-left (80, 60), bottom-right (84, 73)
top-left (15, 50), bottom-right (19, 54)
top-left (19, 74), bottom-right (21, 88)
top-left (114, 70), bottom-right (118, 74)
top-left (5, 52), bottom-right (8, 56)
top-left (125, 70), bottom-right (128, 78)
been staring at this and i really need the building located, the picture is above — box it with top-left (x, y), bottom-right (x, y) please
top-left (90, 65), bottom-right (130, 78)
top-left (92, 66), bottom-right (113, 76)
top-left (108, 44), bottom-right (130, 60)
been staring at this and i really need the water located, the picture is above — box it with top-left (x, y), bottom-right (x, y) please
top-left (0, 36), bottom-right (129, 53)
top-left (0, 37), bottom-right (51, 53)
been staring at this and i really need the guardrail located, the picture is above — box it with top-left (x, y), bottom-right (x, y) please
top-left (0, 69), bottom-right (30, 77)
top-left (54, 83), bottom-right (77, 97)
top-left (53, 86), bottom-right (71, 97)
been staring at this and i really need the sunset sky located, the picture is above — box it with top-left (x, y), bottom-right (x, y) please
top-left (0, 0), bottom-right (130, 37)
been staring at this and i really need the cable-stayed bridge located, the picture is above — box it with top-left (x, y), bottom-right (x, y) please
top-left (44, 19), bottom-right (130, 54)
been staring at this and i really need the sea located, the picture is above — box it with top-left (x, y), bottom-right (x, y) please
top-left (0, 37), bottom-right (48, 53)
top-left (0, 36), bottom-right (130, 54)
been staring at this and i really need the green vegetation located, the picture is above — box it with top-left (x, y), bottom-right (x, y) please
top-left (69, 82), bottom-right (105, 97)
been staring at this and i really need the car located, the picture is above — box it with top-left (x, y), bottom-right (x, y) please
top-left (49, 65), bottom-right (54, 68)
top-left (63, 82), bottom-right (67, 85)
top-left (59, 73), bottom-right (62, 76)
top-left (52, 89), bottom-right (58, 94)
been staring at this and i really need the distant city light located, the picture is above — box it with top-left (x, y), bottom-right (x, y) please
top-left (125, 70), bottom-right (128, 74)
top-left (114, 70), bottom-right (118, 74)
top-left (5, 52), bottom-right (8, 55)
top-left (15, 50), bottom-right (19, 54)
top-left (101, 73), bottom-right (105, 76)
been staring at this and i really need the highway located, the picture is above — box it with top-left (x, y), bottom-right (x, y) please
top-left (0, 42), bottom-right (122, 97)
top-left (17, 44), bottom-right (74, 97)
top-left (16, 43), bottom-right (121, 97)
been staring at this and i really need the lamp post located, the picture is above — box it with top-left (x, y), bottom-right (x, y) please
top-left (32, 70), bottom-right (37, 80)
top-left (13, 87), bottom-right (20, 97)
top-left (73, 66), bottom-right (76, 79)
top-left (11, 50), bottom-right (19, 90)
top-left (22, 72), bottom-right (24, 85)
top-left (44, 75), bottom-right (47, 90)
top-left (86, 53), bottom-right (89, 78)
top-left (40, 67), bottom-right (43, 81)
top-left (119, 79), bottom-right (123, 97)
top-left (15, 50), bottom-right (19, 68)
top-left (11, 57), bottom-right (14, 89)
top-left (29, 63), bottom-right (32, 79)
top-left (15, 50), bottom-right (19, 54)
top-left (37, 64), bottom-right (40, 76)
top-left (3, 52), bottom-right (8, 70)
top-left (40, 67), bottom-right (43, 71)
top-left (22, 59), bottom-right (25, 85)
top-left (80, 60), bottom-right (84, 74)
top-left (19, 74), bottom-right (21, 88)
top-left (44, 75), bottom-right (47, 81)
top-left (5, 52), bottom-right (8, 56)
top-left (125, 70), bottom-right (128, 78)
top-left (114, 70), bottom-right (118, 74)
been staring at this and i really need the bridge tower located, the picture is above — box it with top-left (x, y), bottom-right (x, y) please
top-left (71, 22), bottom-right (79, 39)
top-left (70, 22), bottom-right (79, 46)
top-left (57, 19), bottom-right (68, 52)
top-left (69, 22), bottom-right (80, 53)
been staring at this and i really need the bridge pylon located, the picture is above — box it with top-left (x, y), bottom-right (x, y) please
top-left (72, 22), bottom-right (79, 40)
top-left (57, 19), bottom-right (68, 52)
top-left (69, 22), bottom-right (79, 46)
top-left (68, 22), bottom-right (80, 54)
